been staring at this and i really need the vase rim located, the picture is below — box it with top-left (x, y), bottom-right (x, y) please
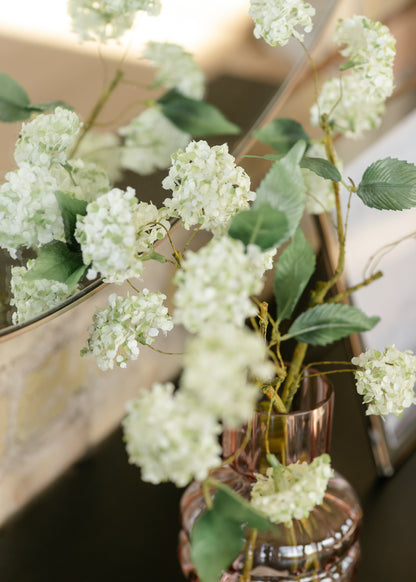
top-left (256, 372), bottom-right (334, 417)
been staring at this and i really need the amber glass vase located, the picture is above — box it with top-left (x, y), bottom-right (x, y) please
top-left (178, 372), bottom-right (363, 582)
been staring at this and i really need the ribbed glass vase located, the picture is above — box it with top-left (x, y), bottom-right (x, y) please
top-left (178, 372), bottom-right (363, 582)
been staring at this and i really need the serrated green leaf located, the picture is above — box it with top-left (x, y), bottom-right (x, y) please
top-left (300, 156), bottom-right (341, 182)
top-left (55, 191), bottom-right (88, 247)
top-left (274, 227), bottom-right (316, 322)
top-left (254, 141), bottom-right (306, 241)
top-left (24, 241), bottom-right (88, 291)
top-left (158, 90), bottom-right (240, 136)
top-left (29, 100), bottom-right (73, 113)
top-left (0, 72), bottom-right (31, 122)
top-left (254, 118), bottom-right (310, 153)
top-left (286, 303), bottom-right (380, 345)
top-left (190, 486), bottom-right (271, 582)
top-left (228, 204), bottom-right (289, 251)
top-left (357, 157), bottom-right (416, 210)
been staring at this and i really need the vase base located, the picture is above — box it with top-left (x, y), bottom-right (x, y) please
top-left (178, 467), bottom-right (362, 582)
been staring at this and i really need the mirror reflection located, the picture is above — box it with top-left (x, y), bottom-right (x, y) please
top-left (0, 0), bottom-right (333, 337)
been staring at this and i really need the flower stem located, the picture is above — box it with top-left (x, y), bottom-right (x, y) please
top-left (240, 528), bottom-right (258, 582)
top-left (70, 68), bottom-right (124, 158)
top-left (326, 270), bottom-right (383, 303)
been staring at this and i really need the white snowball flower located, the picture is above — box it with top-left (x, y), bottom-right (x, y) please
top-left (249, 0), bottom-right (315, 47)
top-left (250, 454), bottom-right (333, 526)
top-left (123, 382), bottom-right (222, 486)
top-left (68, 0), bottom-right (161, 42)
top-left (311, 16), bottom-right (395, 138)
top-left (74, 131), bottom-right (123, 184)
top-left (82, 290), bottom-right (173, 371)
top-left (52, 159), bottom-right (111, 203)
top-left (10, 261), bottom-right (74, 324)
top-left (119, 107), bottom-right (190, 175)
top-left (75, 187), bottom-right (168, 283)
top-left (173, 236), bottom-right (275, 333)
top-left (303, 143), bottom-right (342, 214)
top-left (162, 140), bottom-right (255, 236)
top-left (14, 107), bottom-right (82, 168)
top-left (352, 345), bottom-right (416, 417)
top-left (144, 41), bottom-right (205, 99)
top-left (311, 75), bottom-right (386, 138)
top-left (180, 324), bottom-right (274, 428)
top-left (334, 15), bottom-right (395, 102)
top-left (0, 164), bottom-right (64, 257)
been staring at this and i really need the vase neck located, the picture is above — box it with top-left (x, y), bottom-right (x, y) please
top-left (222, 373), bottom-right (334, 475)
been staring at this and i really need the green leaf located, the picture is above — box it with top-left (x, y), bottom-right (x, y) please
top-left (211, 484), bottom-right (272, 530)
top-left (340, 59), bottom-right (357, 71)
top-left (24, 241), bottom-right (88, 291)
top-left (254, 141), bottom-right (306, 241)
top-left (274, 227), bottom-right (316, 322)
top-left (190, 486), bottom-right (271, 582)
top-left (286, 303), bottom-right (380, 346)
top-left (300, 156), bottom-right (341, 182)
top-left (29, 100), bottom-right (73, 113)
top-left (357, 157), bottom-right (416, 210)
top-left (158, 90), bottom-right (240, 136)
top-left (254, 118), bottom-right (310, 154)
top-left (228, 204), bottom-right (289, 251)
top-left (55, 191), bottom-right (88, 247)
top-left (0, 72), bottom-right (31, 122)
top-left (190, 509), bottom-right (243, 582)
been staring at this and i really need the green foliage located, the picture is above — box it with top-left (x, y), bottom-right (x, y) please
top-left (29, 100), bottom-right (73, 113)
top-left (286, 303), bottom-right (380, 346)
top-left (55, 191), bottom-right (88, 248)
top-left (274, 227), bottom-right (316, 322)
top-left (228, 203), bottom-right (289, 251)
top-left (0, 72), bottom-right (32, 122)
top-left (357, 157), bottom-right (416, 210)
top-left (190, 484), bottom-right (272, 582)
top-left (254, 141), bottom-right (306, 241)
top-left (300, 156), bottom-right (341, 182)
top-left (0, 73), bottom-right (71, 122)
top-left (254, 118), bottom-right (310, 153)
top-left (23, 241), bottom-right (88, 291)
top-left (158, 90), bottom-right (240, 136)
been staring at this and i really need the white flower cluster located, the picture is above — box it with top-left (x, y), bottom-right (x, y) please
top-left (352, 345), bottom-right (416, 417)
top-left (0, 165), bottom-right (65, 257)
top-left (0, 108), bottom-right (111, 257)
top-left (162, 140), bottom-right (255, 236)
top-left (249, 0), bottom-right (315, 46)
top-left (10, 261), bottom-right (73, 324)
top-left (82, 290), bottom-right (173, 371)
top-left (123, 382), bottom-right (222, 486)
top-left (75, 130), bottom-right (123, 184)
top-left (15, 107), bottom-right (81, 168)
top-left (173, 236), bottom-right (275, 333)
top-left (303, 142), bottom-right (341, 214)
top-left (144, 41), bottom-right (205, 100)
top-left (119, 107), bottom-right (190, 175)
top-left (250, 454), bottom-right (333, 526)
top-left (180, 325), bottom-right (274, 428)
top-left (311, 16), bottom-right (396, 138)
top-left (75, 187), bottom-right (169, 283)
top-left (53, 159), bottom-right (111, 203)
top-left (68, 0), bottom-right (161, 42)
top-left (334, 16), bottom-right (395, 101)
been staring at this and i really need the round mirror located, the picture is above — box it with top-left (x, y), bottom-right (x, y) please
top-left (0, 0), bottom-right (338, 341)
